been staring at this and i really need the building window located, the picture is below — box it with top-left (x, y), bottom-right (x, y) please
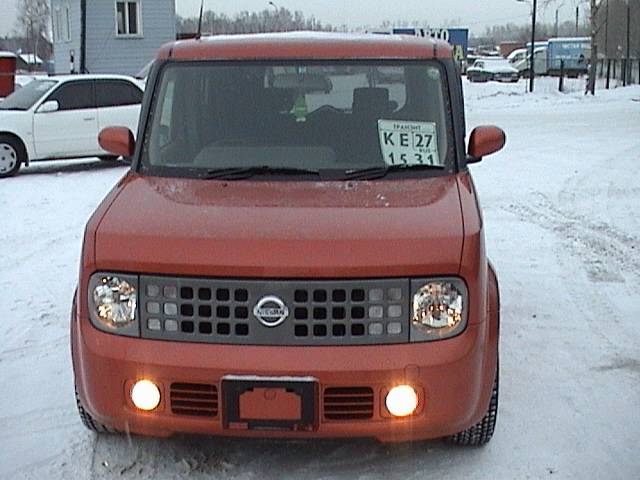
top-left (53, 5), bottom-right (71, 42)
top-left (115, 1), bottom-right (142, 36)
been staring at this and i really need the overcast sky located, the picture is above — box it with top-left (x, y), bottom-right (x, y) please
top-left (0, 0), bottom-right (585, 38)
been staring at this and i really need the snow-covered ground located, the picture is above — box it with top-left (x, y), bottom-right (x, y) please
top-left (1, 78), bottom-right (639, 479)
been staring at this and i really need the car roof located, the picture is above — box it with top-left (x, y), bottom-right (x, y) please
top-left (548, 37), bottom-right (589, 43)
top-left (47, 74), bottom-right (139, 83)
top-left (158, 31), bottom-right (452, 61)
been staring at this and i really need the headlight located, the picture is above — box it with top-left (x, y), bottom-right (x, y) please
top-left (410, 278), bottom-right (467, 341)
top-left (88, 273), bottom-right (139, 336)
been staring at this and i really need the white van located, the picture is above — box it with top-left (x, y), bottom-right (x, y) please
top-left (510, 47), bottom-right (548, 77)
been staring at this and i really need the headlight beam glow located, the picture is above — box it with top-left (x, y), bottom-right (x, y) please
top-left (385, 385), bottom-right (419, 417)
top-left (130, 379), bottom-right (161, 411)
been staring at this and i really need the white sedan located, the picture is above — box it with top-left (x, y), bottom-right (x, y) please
top-left (0, 74), bottom-right (143, 177)
top-left (467, 58), bottom-right (520, 83)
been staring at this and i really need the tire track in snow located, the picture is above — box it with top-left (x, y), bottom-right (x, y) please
top-left (0, 335), bottom-right (67, 363)
top-left (504, 192), bottom-right (640, 282)
top-left (0, 405), bottom-right (75, 435)
top-left (0, 228), bottom-right (82, 274)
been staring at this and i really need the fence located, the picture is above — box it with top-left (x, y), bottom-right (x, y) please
top-left (596, 58), bottom-right (640, 88)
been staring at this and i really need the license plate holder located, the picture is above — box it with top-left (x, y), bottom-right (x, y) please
top-left (221, 376), bottom-right (318, 432)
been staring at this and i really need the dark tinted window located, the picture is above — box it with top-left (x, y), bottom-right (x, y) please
top-left (95, 80), bottom-right (143, 108)
top-left (48, 81), bottom-right (94, 110)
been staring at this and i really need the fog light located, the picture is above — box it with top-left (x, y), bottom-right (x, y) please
top-left (385, 385), bottom-right (418, 417)
top-left (131, 380), bottom-right (161, 411)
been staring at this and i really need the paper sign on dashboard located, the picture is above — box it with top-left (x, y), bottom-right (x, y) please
top-left (377, 120), bottom-right (441, 167)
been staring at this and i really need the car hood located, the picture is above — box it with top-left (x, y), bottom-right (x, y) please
top-left (94, 173), bottom-right (464, 278)
top-left (0, 109), bottom-right (27, 118)
top-left (483, 65), bottom-right (518, 74)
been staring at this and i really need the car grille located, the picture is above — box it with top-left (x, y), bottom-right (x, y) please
top-left (323, 387), bottom-right (375, 420)
top-left (170, 383), bottom-right (219, 417)
top-left (139, 275), bottom-right (410, 345)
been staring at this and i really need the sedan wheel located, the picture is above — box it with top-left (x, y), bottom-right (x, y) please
top-left (0, 139), bottom-right (22, 178)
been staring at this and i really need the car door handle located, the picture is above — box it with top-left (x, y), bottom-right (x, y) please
top-left (83, 117), bottom-right (95, 121)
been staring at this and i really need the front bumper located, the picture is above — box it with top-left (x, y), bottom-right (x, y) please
top-left (72, 308), bottom-right (497, 443)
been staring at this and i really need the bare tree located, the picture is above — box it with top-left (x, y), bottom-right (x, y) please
top-left (177, 7), bottom-right (334, 35)
top-left (586, 0), bottom-right (599, 94)
top-left (15, 0), bottom-right (50, 70)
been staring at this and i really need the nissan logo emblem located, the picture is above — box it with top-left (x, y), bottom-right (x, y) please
top-left (253, 295), bottom-right (289, 327)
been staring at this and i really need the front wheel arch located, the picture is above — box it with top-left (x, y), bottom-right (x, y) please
top-left (0, 132), bottom-right (29, 177)
top-left (0, 132), bottom-right (29, 164)
top-left (488, 261), bottom-right (500, 337)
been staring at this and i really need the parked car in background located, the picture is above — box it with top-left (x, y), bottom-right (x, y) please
top-left (466, 54), bottom-right (480, 71)
top-left (0, 74), bottom-right (143, 177)
top-left (467, 58), bottom-right (519, 83)
top-left (510, 47), bottom-right (548, 77)
top-left (507, 48), bottom-right (528, 66)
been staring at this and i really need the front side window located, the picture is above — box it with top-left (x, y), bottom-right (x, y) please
top-left (0, 80), bottom-right (58, 111)
top-left (95, 80), bottom-right (143, 108)
top-left (142, 61), bottom-right (453, 179)
top-left (116, 1), bottom-right (141, 36)
top-left (47, 82), bottom-right (94, 111)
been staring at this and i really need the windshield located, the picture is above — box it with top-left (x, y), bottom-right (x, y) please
top-left (142, 61), bottom-right (453, 179)
top-left (0, 79), bottom-right (57, 110)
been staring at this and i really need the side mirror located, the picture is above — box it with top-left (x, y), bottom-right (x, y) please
top-left (98, 127), bottom-right (135, 158)
top-left (467, 126), bottom-right (506, 163)
top-left (37, 100), bottom-right (59, 113)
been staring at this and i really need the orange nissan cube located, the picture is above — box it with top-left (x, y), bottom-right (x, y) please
top-left (72, 32), bottom-right (504, 445)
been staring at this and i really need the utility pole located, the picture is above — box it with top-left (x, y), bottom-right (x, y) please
top-left (587, 0), bottom-right (599, 95)
top-left (604, 0), bottom-right (609, 58)
top-left (530, 0), bottom-right (537, 93)
top-left (576, 6), bottom-right (579, 35)
top-left (517, 0), bottom-right (537, 92)
top-left (554, 2), bottom-right (565, 39)
top-left (626, 2), bottom-right (631, 85)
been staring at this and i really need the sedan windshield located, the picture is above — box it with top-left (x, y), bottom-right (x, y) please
top-left (142, 61), bottom-right (452, 179)
top-left (0, 79), bottom-right (57, 111)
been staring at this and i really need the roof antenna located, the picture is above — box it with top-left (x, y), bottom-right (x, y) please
top-left (196, 0), bottom-right (205, 39)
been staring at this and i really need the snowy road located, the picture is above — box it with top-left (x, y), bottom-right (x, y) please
top-left (1, 79), bottom-right (639, 479)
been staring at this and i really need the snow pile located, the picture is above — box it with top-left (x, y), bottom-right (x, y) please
top-left (464, 76), bottom-right (640, 111)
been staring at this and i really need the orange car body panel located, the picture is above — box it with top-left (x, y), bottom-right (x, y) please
top-left (91, 174), bottom-right (463, 279)
top-left (157, 32), bottom-right (452, 62)
top-left (72, 33), bottom-right (499, 443)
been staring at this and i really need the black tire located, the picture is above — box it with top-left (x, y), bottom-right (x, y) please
top-left (0, 134), bottom-right (26, 178)
top-left (446, 363), bottom-right (499, 446)
top-left (75, 387), bottom-right (117, 433)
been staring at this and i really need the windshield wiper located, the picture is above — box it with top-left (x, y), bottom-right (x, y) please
top-left (202, 166), bottom-right (320, 180)
top-left (201, 164), bottom-right (443, 181)
top-left (340, 163), bottom-right (445, 181)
